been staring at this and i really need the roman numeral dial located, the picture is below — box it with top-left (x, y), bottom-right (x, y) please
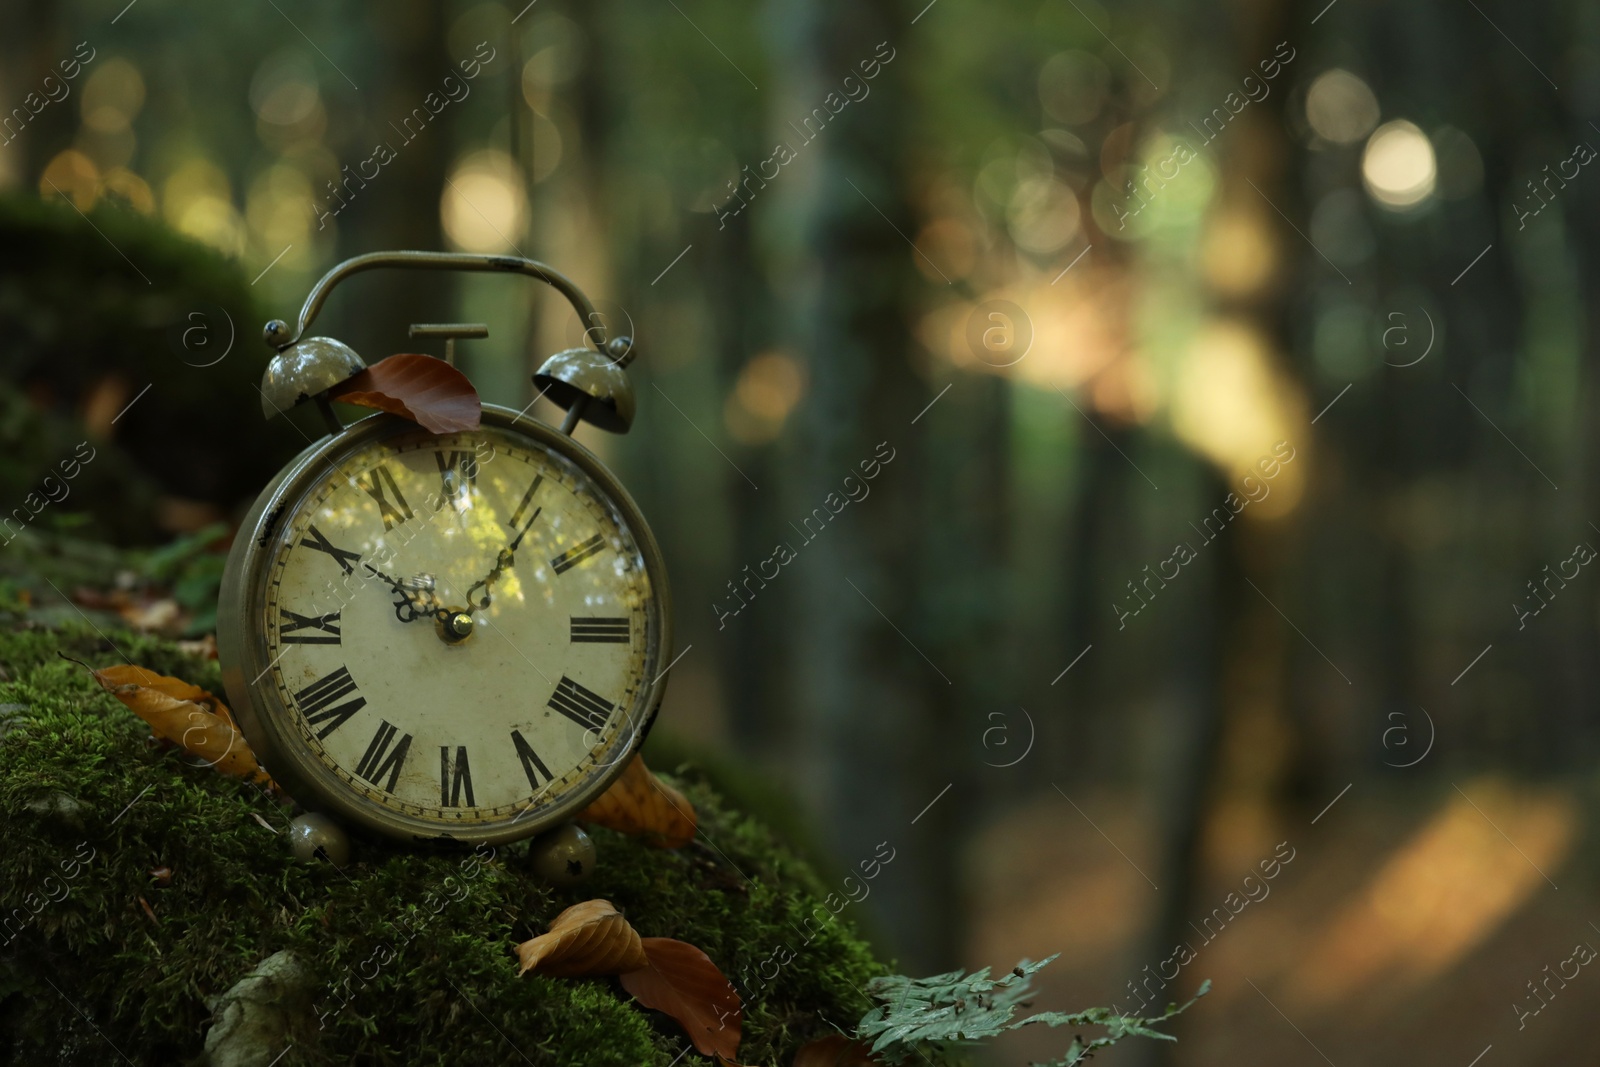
top-left (300, 525), bottom-right (361, 574)
top-left (263, 426), bottom-right (659, 831)
top-left (512, 729), bottom-right (554, 789)
top-left (551, 534), bottom-right (607, 575)
top-left (354, 720), bottom-right (413, 792)
top-left (357, 464), bottom-right (412, 530)
top-left (440, 745), bottom-right (475, 806)
top-left (548, 676), bottom-right (616, 732)
top-left (279, 608), bottom-right (341, 644)
top-left (571, 617), bottom-right (629, 643)
top-left (294, 666), bottom-right (366, 739)
top-left (435, 450), bottom-right (478, 509)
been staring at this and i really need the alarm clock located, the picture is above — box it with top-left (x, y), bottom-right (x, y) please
top-left (218, 251), bottom-right (671, 848)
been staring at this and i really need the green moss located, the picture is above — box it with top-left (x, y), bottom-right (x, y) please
top-left (0, 623), bottom-right (889, 1065)
top-left (0, 193), bottom-right (313, 541)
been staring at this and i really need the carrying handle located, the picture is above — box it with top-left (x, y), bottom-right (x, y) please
top-left (263, 250), bottom-right (612, 357)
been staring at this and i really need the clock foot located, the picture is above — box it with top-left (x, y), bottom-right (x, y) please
top-left (288, 812), bottom-right (351, 867)
top-left (527, 822), bottom-right (596, 887)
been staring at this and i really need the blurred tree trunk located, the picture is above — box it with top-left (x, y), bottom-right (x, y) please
top-left (1127, 465), bottom-right (1231, 1067)
top-left (5, 5), bottom-right (75, 186)
top-left (1048, 413), bottom-right (1135, 783)
top-left (1562, 69), bottom-right (1600, 767)
top-left (332, 1), bottom-right (449, 358)
top-left (1132, 3), bottom-right (1299, 1063)
top-left (768, 0), bottom-right (960, 970)
top-left (709, 236), bottom-right (787, 760)
top-left (921, 373), bottom-right (1008, 957)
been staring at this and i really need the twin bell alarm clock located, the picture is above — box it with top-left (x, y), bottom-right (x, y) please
top-left (217, 251), bottom-right (671, 852)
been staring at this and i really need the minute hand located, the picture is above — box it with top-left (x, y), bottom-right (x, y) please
top-left (465, 506), bottom-right (541, 609)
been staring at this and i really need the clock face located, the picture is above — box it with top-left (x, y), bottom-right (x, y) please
top-left (231, 414), bottom-right (666, 839)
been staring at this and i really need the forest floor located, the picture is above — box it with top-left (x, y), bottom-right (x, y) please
top-left (969, 780), bottom-right (1599, 1066)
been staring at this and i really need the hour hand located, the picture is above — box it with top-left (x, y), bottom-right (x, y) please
top-left (364, 563), bottom-right (446, 623)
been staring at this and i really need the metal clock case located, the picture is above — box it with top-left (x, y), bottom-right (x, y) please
top-left (217, 252), bottom-right (671, 848)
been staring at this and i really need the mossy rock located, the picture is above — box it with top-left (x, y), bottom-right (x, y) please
top-left (0, 623), bottom-right (888, 1065)
top-left (0, 194), bottom-right (313, 542)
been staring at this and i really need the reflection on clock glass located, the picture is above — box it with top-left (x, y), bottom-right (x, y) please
top-left (260, 425), bottom-right (655, 825)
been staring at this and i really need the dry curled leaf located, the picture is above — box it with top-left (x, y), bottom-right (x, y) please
top-left (90, 664), bottom-right (274, 788)
top-left (792, 1035), bottom-right (881, 1066)
top-left (515, 899), bottom-right (648, 978)
top-left (619, 937), bottom-right (742, 1062)
top-left (328, 352), bottom-right (481, 433)
top-left (576, 754), bottom-right (696, 848)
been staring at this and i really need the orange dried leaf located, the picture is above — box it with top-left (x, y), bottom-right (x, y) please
top-left (515, 899), bottom-right (648, 978)
top-left (328, 352), bottom-right (481, 433)
top-left (576, 754), bottom-right (696, 848)
top-left (792, 1035), bottom-right (882, 1066)
top-left (90, 665), bottom-right (273, 787)
top-left (619, 937), bottom-right (742, 1061)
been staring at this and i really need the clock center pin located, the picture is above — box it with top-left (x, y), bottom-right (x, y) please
top-left (440, 609), bottom-right (475, 644)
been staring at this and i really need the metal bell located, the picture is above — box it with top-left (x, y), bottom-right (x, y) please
top-left (259, 335), bottom-right (367, 420)
top-left (532, 337), bottom-right (636, 433)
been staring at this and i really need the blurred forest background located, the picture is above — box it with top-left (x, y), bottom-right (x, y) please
top-left (3, 0), bottom-right (1600, 1063)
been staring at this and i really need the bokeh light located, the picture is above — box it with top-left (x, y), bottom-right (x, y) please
top-left (1362, 119), bottom-right (1437, 209)
top-left (1007, 176), bottom-right (1081, 254)
top-left (101, 166), bottom-right (154, 213)
top-left (724, 351), bottom-right (806, 445)
top-left (80, 58), bottom-right (145, 133)
top-left (245, 164), bottom-right (315, 259)
top-left (1201, 208), bottom-right (1277, 297)
top-left (1305, 69), bottom-right (1381, 145)
top-left (162, 158), bottom-right (245, 255)
top-left (1170, 319), bottom-right (1305, 516)
top-left (441, 149), bottom-right (526, 253)
top-left (521, 13), bottom-right (585, 92)
top-left (39, 149), bottom-right (99, 209)
top-left (249, 51), bottom-right (320, 127)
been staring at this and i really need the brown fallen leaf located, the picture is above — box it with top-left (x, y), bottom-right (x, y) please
top-left (89, 664), bottom-right (274, 788)
top-left (515, 899), bottom-right (648, 978)
top-left (619, 937), bottom-right (742, 1062)
top-left (328, 352), bottom-right (481, 433)
top-left (576, 754), bottom-right (696, 848)
top-left (792, 1034), bottom-right (881, 1066)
